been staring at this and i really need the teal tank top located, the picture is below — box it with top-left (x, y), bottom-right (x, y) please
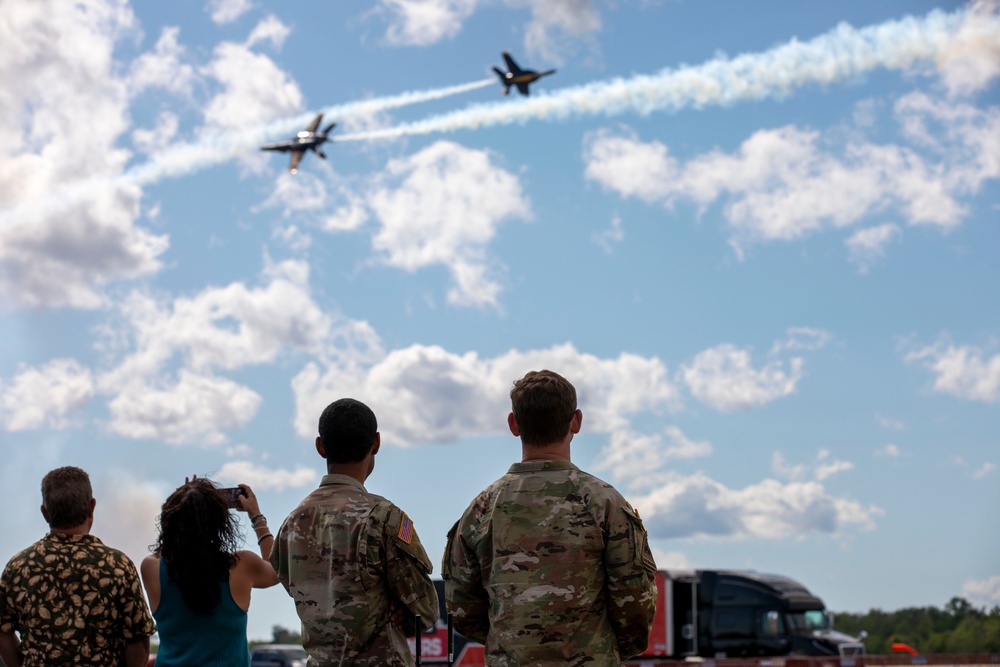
top-left (153, 558), bottom-right (251, 667)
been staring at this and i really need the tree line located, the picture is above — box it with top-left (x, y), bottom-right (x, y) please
top-left (834, 597), bottom-right (1000, 654)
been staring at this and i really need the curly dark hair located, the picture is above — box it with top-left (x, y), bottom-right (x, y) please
top-left (153, 478), bottom-right (241, 615)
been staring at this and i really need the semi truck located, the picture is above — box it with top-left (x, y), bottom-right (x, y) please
top-left (638, 569), bottom-right (866, 660)
top-left (414, 570), bottom-right (865, 666)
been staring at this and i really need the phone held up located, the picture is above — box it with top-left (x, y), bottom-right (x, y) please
top-left (220, 487), bottom-right (248, 509)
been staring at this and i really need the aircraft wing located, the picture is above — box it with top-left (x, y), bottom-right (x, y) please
top-left (288, 149), bottom-right (305, 173)
top-left (516, 82), bottom-right (530, 96)
top-left (261, 140), bottom-right (295, 152)
top-left (305, 113), bottom-right (323, 133)
top-left (502, 52), bottom-right (522, 75)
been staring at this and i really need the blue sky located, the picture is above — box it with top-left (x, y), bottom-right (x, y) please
top-left (1, 0), bottom-right (998, 642)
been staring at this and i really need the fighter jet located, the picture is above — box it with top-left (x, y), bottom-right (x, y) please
top-left (492, 51), bottom-right (556, 96)
top-left (260, 113), bottom-right (336, 174)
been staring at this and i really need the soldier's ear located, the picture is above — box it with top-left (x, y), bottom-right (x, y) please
top-left (315, 436), bottom-right (327, 459)
top-left (507, 412), bottom-right (520, 437)
top-left (570, 409), bottom-right (582, 434)
top-left (371, 433), bottom-right (381, 456)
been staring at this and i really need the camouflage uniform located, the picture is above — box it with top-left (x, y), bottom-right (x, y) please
top-left (443, 460), bottom-right (657, 667)
top-left (0, 533), bottom-right (156, 666)
top-left (270, 473), bottom-right (439, 667)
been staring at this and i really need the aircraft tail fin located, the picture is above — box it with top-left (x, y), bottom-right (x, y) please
top-left (322, 122), bottom-right (336, 134)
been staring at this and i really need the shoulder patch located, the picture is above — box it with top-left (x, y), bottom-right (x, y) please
top-left (397, 512), bottom-right (415, 545)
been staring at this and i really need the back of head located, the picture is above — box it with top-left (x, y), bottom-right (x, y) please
top-left (41, 466), bottom-right (93, 529)
top-left (510, 370), bottom-right (577, 446)
top-left (318, 398), bottom-right (378, 463)
top-left (154, 478), bottom-right (239, 614)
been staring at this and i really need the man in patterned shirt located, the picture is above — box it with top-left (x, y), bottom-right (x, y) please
top-left (270, 398), bottom-right (439, 666)
top-left (442, 370), bottom-right (658, 667)
top-left (0, 466), bottom-right (156, 667)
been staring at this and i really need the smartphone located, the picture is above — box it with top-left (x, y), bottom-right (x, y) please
top-left (220, 487), bottom-right (247, 509)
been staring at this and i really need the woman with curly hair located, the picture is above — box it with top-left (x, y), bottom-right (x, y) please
top-left (141, 477), bottom-right (278, 666)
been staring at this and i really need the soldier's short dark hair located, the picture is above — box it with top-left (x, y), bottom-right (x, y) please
top-left (41, 466), bottom-right (93, 529)
top-left (510, 370), bottom-right (577, 446)
top-left (318, 398), bottom-right (378, 463)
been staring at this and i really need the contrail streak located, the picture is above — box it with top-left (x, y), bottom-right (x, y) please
top-left (0, 79), bottom-right (494, 227)
top-left (337, 6), bottom-right (995, 142)
top-left (126, 78), bottom-right (495, 186)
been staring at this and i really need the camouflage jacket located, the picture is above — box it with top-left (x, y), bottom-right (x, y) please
top-left (0, 533), bottom-right (156, 666)
top-left (270, 474), bottom-right (440, 667)
top-left (442, 460), bottom-right (657, 667)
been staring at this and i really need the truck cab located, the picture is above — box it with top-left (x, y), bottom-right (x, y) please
top-left (644, 570), bottom-right (865, 660)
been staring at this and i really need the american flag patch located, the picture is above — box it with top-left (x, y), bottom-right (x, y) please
top-left (397, 513), bottom-right (414, 545)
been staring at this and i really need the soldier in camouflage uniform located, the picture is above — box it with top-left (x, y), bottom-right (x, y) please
top-left (270, 398), bottom-right (439, 666)
top-left (442, 370), bottom-right (658, 667)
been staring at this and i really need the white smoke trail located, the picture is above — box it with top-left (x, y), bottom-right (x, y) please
top-left (337, 6), bottom-right (997, 142)
top-left (125, 78), bottom-right (495, 186)
top-left (0, 79), bottom-right (493, 227)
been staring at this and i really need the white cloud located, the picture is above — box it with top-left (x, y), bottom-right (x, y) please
top-left (217, 460), bottom-right (317, 491)
top-left (201, 41), bottom-right (303, 133)
top-left (846, 224), bottom-right (901, 273)
top-left (0, 359), bottom-right (94, 431)
top-left (291, 342), bottom-right (678, 445)
top-left (771, 327), bottom-right (833, 354)
top-left (0, 0), bottom-right (168, 309)
top-left (650, 547), bottom-right (690, 570)
top-left (103, 260), bottom-right (335, 384)
top-left (772, 451), bottom-right (809, 482)
top-left (906, 341), bottom-right (1000, 403)
top-left (368, 141), bottom-right (531, 308)
top-left (877, 414), bottom-right (905, 430)
top-left (520, 0), bottom-right (601, 63)
top-left (378, 0), bottom-right (479, 46)
top-left (128, 26), bottom-right (195, 96)
top-left (584, 128), bottom-right (678, 203)
top-left (131, 111), bottom-right (180, 155)
top-left (633, 472), bottom-right (882, 541)
top-left (584, 97), bottom-right (1000, 257)
top-left (208, 0), bottom-right (254, 25)
top-left (105, 369), bottom-right (262, 445)
top-left (972, 462), bottom-right (997, 479)
top-left (592, 214), bottom-right (624, 253)
top-left (245, 15), bottom-right (291, 50)
top-left (680, 344), bottom-right (803, 412)
top-left (95, 260), bottom-right (382, 445)
top-left (875, 443), bottom-right (905, 458)
top-left (596, 426), bottom-right (712, 485)
top-left (962, 575), bottom-right (1000, 607)
top-left (374, 0), bottom-right (601, 60)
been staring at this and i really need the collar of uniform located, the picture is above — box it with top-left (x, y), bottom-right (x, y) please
top-left (45, 532), bottom-right (102, 545)
top-left (319, 473), bottom-right (367, 491)
top-left (508, 460), bottom-right (579, 473)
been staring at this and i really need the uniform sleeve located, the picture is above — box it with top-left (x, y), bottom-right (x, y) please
top-left (116, 553), bottom-right (157, 641)
top-left (441, 518), bottom-right (489, 644)
top-left (384, 506), bottom-right (440, 634)
top-left (269, 518), bottom-right (290, 593)
top-left (604, 505), bottom-right (658, 659)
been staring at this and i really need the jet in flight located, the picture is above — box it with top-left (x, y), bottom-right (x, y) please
top-left (492, 51), bottom-right (556, 96)
top-left (261, 113), bottom-right (336, 173)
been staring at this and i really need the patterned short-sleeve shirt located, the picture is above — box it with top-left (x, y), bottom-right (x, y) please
top-left (0, 533), bottom-right (156, 666)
